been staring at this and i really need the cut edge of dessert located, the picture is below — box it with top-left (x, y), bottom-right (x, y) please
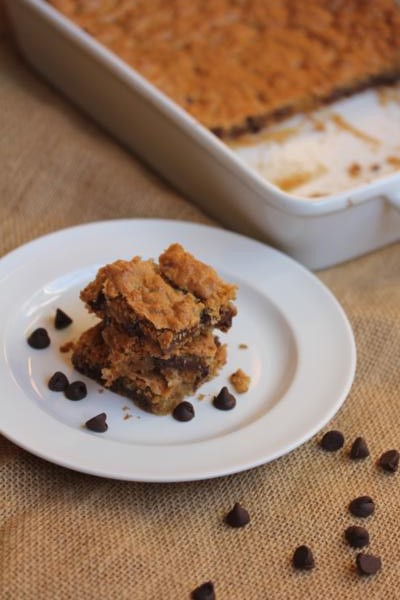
top-left (72, 244), bottom-right (237, 415)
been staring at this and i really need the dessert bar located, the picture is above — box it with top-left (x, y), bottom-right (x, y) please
top-left (81, 244), bottom-right (236, 352)
top-left (72, 324), bottom-right (226, 415)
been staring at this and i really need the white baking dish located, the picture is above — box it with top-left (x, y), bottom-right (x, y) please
top-left (6, 0), bottom-right (400, 269)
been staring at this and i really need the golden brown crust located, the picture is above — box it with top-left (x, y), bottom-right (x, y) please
top-left (47, 0), bottom-right (400, 138)
top-left (80, 247), bottom-right (236, 351)
top-left (159, 243), bottom-right (237, 314)
top-left (81, 257), bottom-right (204, 332)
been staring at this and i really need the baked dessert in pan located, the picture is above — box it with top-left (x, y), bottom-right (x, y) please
top-left (47, 0), bottom-right (400, 138)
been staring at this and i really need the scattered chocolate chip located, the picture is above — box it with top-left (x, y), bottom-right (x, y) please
top-left (292, 545), bottom-right (315, 570)
top-left (85, 413), bottom-right (108, 433)
top-left (349, 496), bottom-right (375, 518)
top-left (191, 581), bottom-right (215, 600)
top-left (377, 449), bottom-right (399, 473)
top-left (319, 430), bottom-right (344, 451)
top-left (172, 401), bottom-right (195, 422)
top-left (350, 437), bottom-right (370, 460)
top-left (225, 503), bottom-right (250, 528)
top-left (27, 328), bottom-right (50, 349)
top-left (48, 371), bottom-right (69, 392)
top-left (213, 387), bottom-right (236, 411)
top-left (65, 380), bottom-right (87, 401)
top-left (345, 525), bottom-right (369, 548)
top-left (356, 552), bottom-right (381, 576)
top-left (54, 308), bottom-right (73, 330)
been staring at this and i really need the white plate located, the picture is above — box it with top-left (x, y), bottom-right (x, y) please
top-left (0, 220), bottom-right (356, 482)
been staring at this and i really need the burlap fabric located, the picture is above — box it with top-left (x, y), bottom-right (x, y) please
top-left (1, 24), bottom-right (399, 600)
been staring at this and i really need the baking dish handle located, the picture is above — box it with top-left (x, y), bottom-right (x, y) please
top-left (386, 191), bottom-right (400, 212)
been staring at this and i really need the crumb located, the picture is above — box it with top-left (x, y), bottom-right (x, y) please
top-left (330, 114), bottom-right (379, 146)
top-left (98, 388), bottom-right (104, 394)
top-left (370, 163), bottom-right (380, 172)
top-left (197, 393), bottom-right (205, 400)
top-left (274, 165), bottom-right (327, 192)
top-left (308, 192), bottom-right (325, 198)
top-left (123, 414), bottom-right (133, 420)
top-left (348, 162), bottom-right (361, 177)
top-left (310, 117), bottom-right (326, 132)
top-left (122, 406), bottom-right (130, 411)
top-left (59, 340), bottom-right (75, 353)
top-left (386, 155), bottom-right (400, 168)
top-left (239, 343), bottom-right (248, 349)
top-left (229, 369), bottom-right (251, 393)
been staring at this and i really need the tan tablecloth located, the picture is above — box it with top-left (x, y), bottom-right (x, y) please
top-left (1, 27), bottom-right (399, 600)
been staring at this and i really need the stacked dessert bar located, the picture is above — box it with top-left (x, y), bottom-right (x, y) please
top-left (72, 243), bottom-right (237, 414)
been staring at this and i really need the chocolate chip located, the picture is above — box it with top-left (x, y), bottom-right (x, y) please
top-left (211, 126), bottom-right (224, 138)
top-left (172, 401), bottom-right (195, 422)
top-left (246, 115), bottom-right (262, 133)
top-left (292, 545), bottom-right (315, 570)
top-left (350, 437), bottom-right (370, 460)
top-left (345, 525), bottom-right (369, 548)
top-left (27, 328), bottom-right (50, 349)
top-left (85, 413), bottom-right (108, 433)
top-left (191, 581), bottom-right (215, 600)
top-left (54, 308), bottom-right (73, 330)
top-left (377, 449), bottom-right (399, 473)
top-left (225, 502), bottom-right (250, 528)
top-left (48, 371), bottom-right (69, 392)
top-left (349, 496), bottom-right (375, 518)
top-left (356, 552), bottom-right (381, 576)
top-left (89, 291), bottom-right (106, 312)
top-left (319, 430), bottom-right (344, 451)
top-left (65, 380), bottom-right (87, 401)
top-left (213, 387), bottom-right (236, 411)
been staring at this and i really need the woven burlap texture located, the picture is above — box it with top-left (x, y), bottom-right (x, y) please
top-left (1, 29), bottom-right (400, 600)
